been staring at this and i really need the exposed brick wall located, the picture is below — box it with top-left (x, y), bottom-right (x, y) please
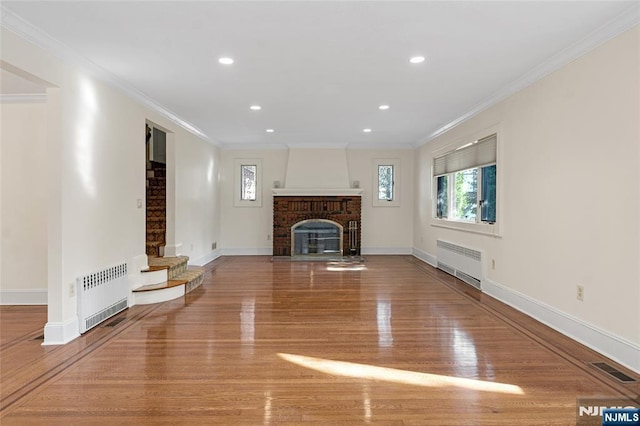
top-left (273, 196), bottom-right (362, 256)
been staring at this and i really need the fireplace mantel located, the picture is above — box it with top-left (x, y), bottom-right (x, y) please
top-left (272, 188), bottom-right (363, 197)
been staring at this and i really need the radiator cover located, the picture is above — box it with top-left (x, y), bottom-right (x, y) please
top-left (77, 263), bottom-right (129, 334)
top-left (436, 240), bottom-right (482, 289)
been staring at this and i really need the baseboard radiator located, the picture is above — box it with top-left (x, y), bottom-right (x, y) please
top-left (77, 262), bottom-right (129, 334)
top-left (436, 240), bottom-right (482, 289)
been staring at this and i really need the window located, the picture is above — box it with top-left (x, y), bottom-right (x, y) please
top-left (433, 134), bottom-right (497, 224)
top-left (373, 159), bottom-right (400, 207)
top-left (378, 165), bottom-right (394, 201)
top-left (241, 164), bottom-right (257, 201)
top-left (234, 159), bottom-right (262, 207)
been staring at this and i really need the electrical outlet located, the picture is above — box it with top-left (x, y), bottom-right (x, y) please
top-left (190, 243), bottom-right (194, 251)
top-left (69, 282), bottom-right (75, 297)
top-left (491, 259), bottom-right (496, 270)
top-left (212, 242), bottom-right (217, 250)
top-left (577, 285), bottom-right (584, 301)
top-left (267, 234), bottom-right (271, 241)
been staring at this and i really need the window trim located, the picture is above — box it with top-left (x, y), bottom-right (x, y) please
top-left (430, 128), bottom-right (501, 237)
top-left (373, 158), bottom-right (400, 207)
top-left (234, 158), bottom-right (263, 207)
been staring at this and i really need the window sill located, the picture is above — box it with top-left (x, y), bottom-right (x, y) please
top-left (431, 218), bottom-right (501, 237)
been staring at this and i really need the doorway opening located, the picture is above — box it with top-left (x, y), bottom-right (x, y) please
top-left (145, 124), bottom-right (166, 257)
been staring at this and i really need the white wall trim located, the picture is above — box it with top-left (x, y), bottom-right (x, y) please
top-left (220, 248), bottom-right (273, 256)
top-left (221, 142), bottom-right (289, 151)
top-left (0, 93), bottom-right (47, 103)
top-left (0, 289), bottom-right (47, 305)
top-left (483, 278), bottom-right (640, 374)
top-left (362, 247), bottom-right (412, 255)
top-left (416, 3), bottom-right (640, 147)
top-left (412, 247), bottom-right (438, 267)
top-left (347, 142), bottom-right (415, 150)
top-left (0, 6), bottom-right (214, 145)
top-left (43, 316), bottom-right (80, 345)
top-left (189, 250), bottom-right (222, 266)
top-left (220, 142), bottom-right (417, 151)
top-left (163, 243), bottom-right (182, 258)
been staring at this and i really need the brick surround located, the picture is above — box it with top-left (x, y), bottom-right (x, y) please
top-left (273, 196), bottom-right (361, 256)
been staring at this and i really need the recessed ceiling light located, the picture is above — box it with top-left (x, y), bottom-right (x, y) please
top-left (266, 129), bottom-right (274, 133)
top-left (363, 128), bottom-right (372, 133)
top-left (379, 105), bottom-right (390, 110)
top-left (250, 105), bottom-right (261, 111)
top-left (218, 57), bottom-right (234, 65)
top-left (409, 56), bottom-right (425, 64)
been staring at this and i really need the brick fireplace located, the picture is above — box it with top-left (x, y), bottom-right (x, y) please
top-left (273, 195), bottom-right (361, 257)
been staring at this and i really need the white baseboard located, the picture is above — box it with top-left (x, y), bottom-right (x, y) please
top-left (43, 316), bottom-right (80, 345)
top-left (482, 278), bottom-right (640, 374)
top-left (361, 247), bottom-right (413, 255)
top-left (220, 248), bottom-right (273, 256)
top-left (0, 289), bottom-right (48, 305)
top-left (189, 249), bottom-right (222, 266)
top-left (412, 248), bottom-right (438, 267)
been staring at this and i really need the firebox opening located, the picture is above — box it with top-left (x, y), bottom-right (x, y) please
top-left (292, 219), bottom-right (343, 257)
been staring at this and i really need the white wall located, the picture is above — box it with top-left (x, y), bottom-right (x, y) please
top-left (0, 101), bottom-right (48, 304)
top-left (414, 26), bottom-right (639, 371)
top-left (175, 132), bottom-right (221, 265)
top-left (347, 149), bottom-right (414, 253)
top-left (220, 148), bottom-right (288, 254)
top-left (220, 147), bottom-right (414, 254)
top-left (1, 28), bottom-right (220, 343)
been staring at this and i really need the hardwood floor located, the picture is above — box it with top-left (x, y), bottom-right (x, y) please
top-left (1, 256), bottom-right (638, 425)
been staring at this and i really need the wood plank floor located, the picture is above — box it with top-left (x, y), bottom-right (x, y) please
top-left (1, 256), bottom-right (638, 425)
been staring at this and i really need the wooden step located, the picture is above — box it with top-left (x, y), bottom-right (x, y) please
top-left (174, 266), bottom-right (205, 294)
top-left (133, 279), bottom-right (187, 293)
top-left (148, 255), bottom-right (190, 280)
top-left (141, 265), bottom-right (168, 273)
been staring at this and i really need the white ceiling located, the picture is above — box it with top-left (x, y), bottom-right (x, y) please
top-left (1, 1), bottom-right (637, 148)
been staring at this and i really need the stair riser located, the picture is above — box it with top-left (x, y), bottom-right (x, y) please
top-left (140, 269), bottom-right (168, 287)
top-left (132, 284), bottom-right (184, 306)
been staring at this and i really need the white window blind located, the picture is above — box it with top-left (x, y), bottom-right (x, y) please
top-left (433, 134), bottom-right (497, 176)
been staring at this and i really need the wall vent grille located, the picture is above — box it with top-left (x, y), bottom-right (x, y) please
top-left (455, 270), bottom-right (482, 289)
top-left (591, 362), bottom-right (637, 383)
top-left (437, 240), bottom-right (481, 261)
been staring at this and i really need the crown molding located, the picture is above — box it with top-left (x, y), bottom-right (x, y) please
top-left (220, 141), bottom-right (416, 151)
top-left (1, 6), bottom-right (216, 145)
top-left (287, 142), bottom-right (349, 149)
top-left (221, 142), bottom-right (289, 151)
top-left (0, 93), bottom-right (47, 103)
top-left (347, 142), bottom-right (415, 150)
top-left (416, 3), bottom-right (640, 147)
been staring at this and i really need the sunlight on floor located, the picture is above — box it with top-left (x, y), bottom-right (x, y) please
top-left (278, 353), bottom-right (524, 395)
top-left (325, 261), bottom-right (367, 271)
